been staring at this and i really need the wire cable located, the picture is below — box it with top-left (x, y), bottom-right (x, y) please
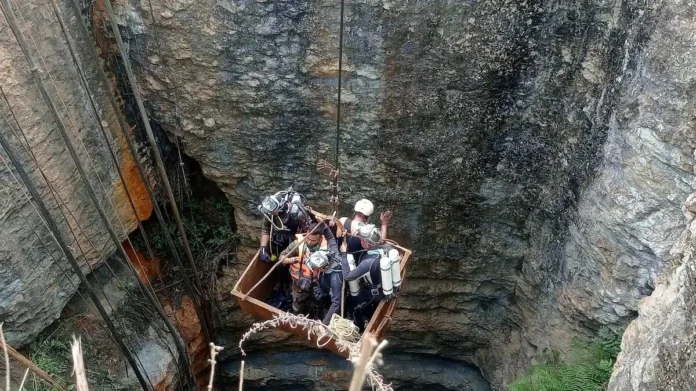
top-left (40, 1), bottom-right (194, 386)
top-left (0, 1), bottom-right (152, 388)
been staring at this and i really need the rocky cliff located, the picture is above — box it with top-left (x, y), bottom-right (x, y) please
top-left (111, 0), bottom-right (694, 387)
top-left (0, 0), bottom-right (151, 346)
top-left (1, 0), bottom-right (695, 389)
top-left (606, 191), bottom-right (696, 390)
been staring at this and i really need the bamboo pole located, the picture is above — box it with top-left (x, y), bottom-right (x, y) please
top-left (241, 218), bottom-right (330, 301)
top-left (0, 339), bottom-right (68, 391)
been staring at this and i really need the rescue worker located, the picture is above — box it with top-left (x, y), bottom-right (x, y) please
top-left (337, 199), bottom-right (391, 256)
top-left (340, 224), bottom-right (402, 330)
top-left (314, 247), bottom-right (344, 325)
top-left (257, 188), bottom-right (313, 262)
top-left (278, 222), bottom-right (338, 316)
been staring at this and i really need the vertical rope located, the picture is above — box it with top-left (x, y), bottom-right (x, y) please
top-left (101, 0), bottom-right (214, 343)
top-left (0, 112), bottom-right (151, 391)
top-left (63, 0), bottom-right (211, 360)
top-left (42, 1), bottom-right (194, 387)
top-left (335, 0), bottom-right (345, 168)
top-left (332, 0), bottom-right (346, 213)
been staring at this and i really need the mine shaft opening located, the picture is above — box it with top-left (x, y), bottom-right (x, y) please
top-left (127, 150), bottom-right (238, 301)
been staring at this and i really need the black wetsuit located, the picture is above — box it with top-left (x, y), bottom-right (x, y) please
top-left (341, 218), bottom-right (367, 258)
top-left (340, 250), bottom-right (384, 331)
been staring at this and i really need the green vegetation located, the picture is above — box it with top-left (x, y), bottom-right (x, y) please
top-left (133, 196), bottom-right (237, 260)
top-left (27, 338), bottom-right (70, 390)
top-left (508, 327), bottom-right (623, 391)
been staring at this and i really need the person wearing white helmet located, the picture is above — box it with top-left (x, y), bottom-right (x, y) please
top-left (339, 223), bottom-right (401, 331)
top-left (338, 199), bottom-right (391, 257)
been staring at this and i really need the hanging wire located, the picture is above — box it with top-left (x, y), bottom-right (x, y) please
top-left (0, 100), bottom-right (151, 391)
top-left (40, 1), bottom-right (194, 387)
top-left (0, 87), bottom-right (120, 313)
top-left (13, 0), bottom-right (174, 338)
top-left (101, 0), bottom-right (214, 343)
top-left (0, 1), bottom-right (154, 388)
top-left (335, 0), bottom-right (345, 170)
top-left (63, 0), bottom-right (212, 354)
top-left (0, 158), bottom-right (87, 306)
top-left (329, 0), bottom-right (346, 213)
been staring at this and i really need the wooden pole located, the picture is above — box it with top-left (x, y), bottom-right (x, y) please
top-left (0, 340), bottom-right (68, 391)
top-left (237, 361), bottom-right (245, 391)
top-left (241, 218), bottom-right (331, 301)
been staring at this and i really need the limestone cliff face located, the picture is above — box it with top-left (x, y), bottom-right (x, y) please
top-left (113, 0), bottom-right (695, 387)
top-left (607, 189), bottom-right (696, 390)
top-left (0, 0), bottom-right (694, 389)
top-left (0, 0), bottom-right (149, 345)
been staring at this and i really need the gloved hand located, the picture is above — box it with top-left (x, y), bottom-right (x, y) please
top-left (259, 247), bottom-right (271, 263)
top-left (313, 285), bottom-right (327, 301)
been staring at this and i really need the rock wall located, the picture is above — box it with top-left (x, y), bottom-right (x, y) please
top-left (607, 190), bottom-right (696, 390)
top-left (0, 0), bottom-right (693, 388)
top-left (111, 0), bottom-right (696, 388)
top-left (0, 0), bottom-right (150, 345)
top-left (220, 350), bottom-right (491, 391)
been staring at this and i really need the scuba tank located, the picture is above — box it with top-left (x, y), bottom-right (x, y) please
top-left (388, 248), bottom-right (401, 293)
top-left (380, 251), bottom-right (394, 297)
top-left (346, 254), bottom-right (360, 297)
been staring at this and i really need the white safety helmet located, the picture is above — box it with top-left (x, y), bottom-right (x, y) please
top-left (354, 199), bottom-right (374, 217)
top-left (356, 223), bottom-right (381, 245)
top-left (307, 251), bottom-right (329, 270)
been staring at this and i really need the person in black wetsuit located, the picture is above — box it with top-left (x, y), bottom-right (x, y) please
top-left (313, 251), bottom-right (343, 325)
top-left (257, 188), bottom-right (315, 262)
top-left (340, 224), bottom-right (400, 331)
top-left (336, 199), bottom-right (391, 259)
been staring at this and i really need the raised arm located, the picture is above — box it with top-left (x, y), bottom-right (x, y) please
top-left (320, 223), bottom-right (338, 258)
top-left (379, 211), bottom-right (391, 241)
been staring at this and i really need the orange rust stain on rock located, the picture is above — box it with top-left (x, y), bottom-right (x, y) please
top-left (118, 130), bottom-right (153, 221)
top-left (122, 241), bottom-right (162, 282)
top-left (169, 296), bottom-right (210, 390)
top-left (90, 0), bottom-right (151, 223)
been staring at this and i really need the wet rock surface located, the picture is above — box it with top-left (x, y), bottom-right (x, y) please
top-left (0, 0), bottom-right (150, 346)
top-left (220, 349), bottom-right (491, 391)
top-left (108, 0), bottom-right (696, 388)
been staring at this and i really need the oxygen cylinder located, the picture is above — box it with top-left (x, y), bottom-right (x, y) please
top-left (347, 254), bottom-right (360, 297)
top-left (389, 248), bottom-right (401, 291)
top-left (380, 253), bottom-right (394, 296)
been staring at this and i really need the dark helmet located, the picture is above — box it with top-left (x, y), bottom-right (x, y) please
top-left (287, 201), bottom-right (310, 227)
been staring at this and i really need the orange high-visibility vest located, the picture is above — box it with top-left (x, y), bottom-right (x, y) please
top-left (289, 233), bottom-right (328, 282)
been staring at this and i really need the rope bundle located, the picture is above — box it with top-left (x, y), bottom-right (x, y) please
top-left (329, 314), bottom-right (361, 343)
